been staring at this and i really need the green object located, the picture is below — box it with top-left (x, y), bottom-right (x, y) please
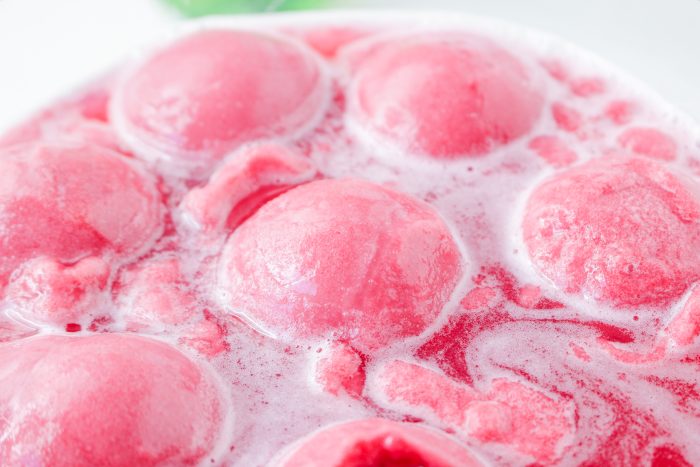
top-left (162, 0), bottom-right (328, 17)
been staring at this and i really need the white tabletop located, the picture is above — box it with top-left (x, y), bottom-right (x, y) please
top-left (1, 0), bottom-right (699, 133)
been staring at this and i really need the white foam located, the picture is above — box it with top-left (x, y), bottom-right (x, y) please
top-left (2, 10), bottom-right (699, 466)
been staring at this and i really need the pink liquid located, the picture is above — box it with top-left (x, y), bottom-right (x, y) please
top-left (0, 12), bottom-right (698, 466)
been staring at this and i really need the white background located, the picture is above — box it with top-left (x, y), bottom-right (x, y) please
top-left (1, 0), bottom-right (699, 133)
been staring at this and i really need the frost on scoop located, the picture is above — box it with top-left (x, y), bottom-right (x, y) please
top-left (7, 256), bottom-right (110, 326)
top-left (114, 29), bottom-right (327, 172)
top-left (346, 32), bottom-right (543, 159)
top-left (523, 156), bottom-right (700, 307)
top-left (0, 334), bottom-right (228, 466)
top-left (217, 178), bottom-right (463, 351)
top-left (0, 143), bottom-right (162, 325)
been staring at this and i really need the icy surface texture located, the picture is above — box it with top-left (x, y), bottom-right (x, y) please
top-left (0, 11), bottom-right (699, 467)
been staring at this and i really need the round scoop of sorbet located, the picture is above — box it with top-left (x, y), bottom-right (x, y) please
top-left (0, 334), bottom-right (227, 466)
top-left (218, 178), bottom-right (463, 350)
top-left (347, 32), bottom-right (543, 159)
top-left (523, 156), bottom-right (700, 307)
top-left (114, 29), bottom-right (326, 170)
top-left (0, 143), bottom-right (161, 287)
top-left (272, 418), bottom-right (483, 466)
